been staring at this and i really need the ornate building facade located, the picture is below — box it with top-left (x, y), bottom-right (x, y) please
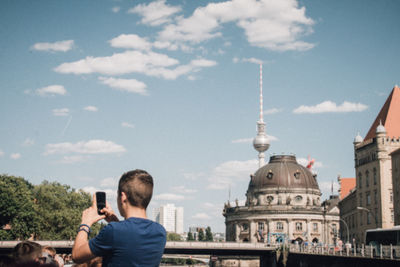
top-left (223, 155), bottom-right (340, 245)
top-left (339, 85), bottom-right (400, 243)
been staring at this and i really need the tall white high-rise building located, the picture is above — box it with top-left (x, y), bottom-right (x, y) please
top-left (153, 204), bottom-right (184, 234)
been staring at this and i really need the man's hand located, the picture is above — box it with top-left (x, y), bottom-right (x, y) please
top-left (101, 201), bottom-right (119, 223)
top-left (81, 194), bottom-right (106, 227)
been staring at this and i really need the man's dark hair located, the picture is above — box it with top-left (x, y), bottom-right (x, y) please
top-left (12, 241), bottom-right (42, 263)
top-left (118, 169), bottom-right (154, 209)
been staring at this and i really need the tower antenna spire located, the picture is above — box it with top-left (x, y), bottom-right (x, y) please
top-left (259, 64), bottom-right (263, 123)
top-left (253, 64), bottom-right (270, 168)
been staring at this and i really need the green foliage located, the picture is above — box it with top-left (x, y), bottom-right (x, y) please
top-left (205, 226), bottom-right (213, 241)
top-left (0, 175), bottom-right (38, 240)
top-left (167, 232), bottom-right (182, 241)
top-left (0, 175), bottom-right (103, 240)
top-left (33, 181), bottom-right (101, 240)
top-left (187, 231), bottom-right (195, 241)
top-left (198, 228), bottom-right (205, 241)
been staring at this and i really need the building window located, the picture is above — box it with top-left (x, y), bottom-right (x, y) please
top-left (373, 168), bottom-right (377, 185)
top-left (276, 222), bottom-right (283, 230)
top-left (359, 173), bottom-right (362, 188)
top-left (375, 208), bottom-right (378, 224)
top-left (258, 222), bottom-right (264, 231)
top-left (313, 223), bottom-right (318, 232)
top-left (359, 193), bottom-right (363, 206)
top-left (360, 213), bottom-right (363, 226)
top-left (374, 190), bottom-right (377, 204)
top-left (366, 170), bottom-right (369, 187)
top-left (367, 213), bottom-right (371, 225)
top-left (242, 223), bottom-right (248, 231)
top-left (391, 210), bottom-right (394, 222)
top-left (366, 192), bottom-right (371, 205)
top-left (295, 222), bottom-right (303, 231)
top-left (295, 195), bottom-right (303, 202)
top-left (331, 224), bottom-right (337, 237)
top-left (390, 191), bottom-right (393, 203)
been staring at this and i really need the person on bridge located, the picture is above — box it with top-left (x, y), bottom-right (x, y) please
top-left (72, 169), bottom-right (167, 266)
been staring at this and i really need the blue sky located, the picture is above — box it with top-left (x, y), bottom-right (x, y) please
top-left (1, 0), bottom-right (399, 233)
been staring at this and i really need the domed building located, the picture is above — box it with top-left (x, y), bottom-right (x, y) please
top-left (223, 154), bottom-right (340, 245)
top-left (223, 65), bottom-right (340, 245)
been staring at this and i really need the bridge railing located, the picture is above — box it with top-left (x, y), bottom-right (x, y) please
top-left (288, 243), bottom-right (400, 260)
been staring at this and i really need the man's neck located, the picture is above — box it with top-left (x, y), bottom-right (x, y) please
top-left (123, 205), bottom-right (147, 220)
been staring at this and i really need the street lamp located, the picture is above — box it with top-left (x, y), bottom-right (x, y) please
top-left (357, 207), bottom-right (378, 226)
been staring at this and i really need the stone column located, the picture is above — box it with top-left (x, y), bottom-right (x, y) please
top-left (250, 220), bottom-right (257, 243)
top-left (287, 219), bottom-right (292, 242)
top-left (307, 219), bottom-right (311, 242)
top-left (235, 223), bottom-right (240, 242)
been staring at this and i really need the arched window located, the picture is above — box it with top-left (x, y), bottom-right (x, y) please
top-left (358, 172), bottom-right (362, 188)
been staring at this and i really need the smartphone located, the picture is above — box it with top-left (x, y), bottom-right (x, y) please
top-left (96, 191), bottom-right (106, 215)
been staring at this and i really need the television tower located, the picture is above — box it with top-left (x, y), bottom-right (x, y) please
top-left (253, 64), bottom-right (270, 168)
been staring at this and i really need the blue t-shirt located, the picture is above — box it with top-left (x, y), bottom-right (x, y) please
top-left (89, 217), bottom-right (166, 267)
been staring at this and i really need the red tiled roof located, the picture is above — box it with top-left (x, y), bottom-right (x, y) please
top-left (365, 86), bottom-right (400, 140)
top-left (339, 177), bottom-right (356, 200)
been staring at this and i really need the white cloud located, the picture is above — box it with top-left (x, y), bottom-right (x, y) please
top-left (297, 157), bottom-right (323, 169)
top-left (109, 34), bottom-right (152, 50)
top-left (36, 85), bottom-right (67, 96)
top-left (121, 122), bottom-right (135, 128)
top-left (264, 108), bottom-right (282, 115)
top-left (59, 155), bottom-right (90, 164)
top-left (22, 138), bottom-right (35, 147)
top-left (154, 193), bottom-right (185, 201)
top-left (157, 0), bottom-right (314, 51)
top-left (55, 50), bottom-right (216, 80)
top-left (128, 0), bottom-right (182, 26)
top-left (242, 57), bottom-right (263, 64)
top-left (232, 135), bottom-right (278, 144)
top-left (207, 159), bottom-right (258, 190)
top-left (32, 40), bottom-right (74, 52)
top-left (171, 185), bottom-right (197, 194)
top-left (52, 108), bottom-right (69, 116)
top-left (293, 101), bottom-right (368, 114)
top-left (112, 6), bottom-right (120, 13)
top-left (54, 50), bottom-right (178, 76)
top-left (44, 139), bottom-right (126, 155)
top-left (99, 77), bottom-right (148, 95)
top-left (231, 138), bottom-right (253, 144)
top-left (10, 153), bottom-right (21, 160)
top-left (84, 106), bottom-right (98, 112)
top-left (192, 213), bottom-right (211, 220)
top-left (0, 150), bottom-right (4, 157)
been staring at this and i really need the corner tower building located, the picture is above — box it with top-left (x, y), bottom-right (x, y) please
top-left (342, 85), bottom-right (400, 242)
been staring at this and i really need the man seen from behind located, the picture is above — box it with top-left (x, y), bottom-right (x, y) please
top-left (72, 169), bottom-right (166, 266)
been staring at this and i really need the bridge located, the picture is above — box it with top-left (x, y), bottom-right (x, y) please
top-left (1, 241), bottom-right (400, 267)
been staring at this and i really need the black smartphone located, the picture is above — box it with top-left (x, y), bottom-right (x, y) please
top-left (96, 191), bottom-right (106, 215)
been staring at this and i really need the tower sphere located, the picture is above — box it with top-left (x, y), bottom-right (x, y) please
top-left (354, 133), bottom-right (363, 143)
top-left (253, 134), bottom-right (270, 152)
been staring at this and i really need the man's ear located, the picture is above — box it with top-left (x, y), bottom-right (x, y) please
top-left (120, 191), bottom-right (128, 203)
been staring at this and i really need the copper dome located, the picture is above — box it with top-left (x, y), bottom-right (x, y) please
top-left (249, 155), bottom-right (320, 190)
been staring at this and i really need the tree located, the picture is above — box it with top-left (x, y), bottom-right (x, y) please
top-left (0, 175), bottom-right (38, 240)
top-left (33, 181), bottom-right (102, 240)
top-left (205, 226), bottom-right (213, 241)
top-left (187, 231), bottom-right (195, 241)
top-left (198, 228), bottom-right (205, 241)
top-left (167, 232), bottom-right (182, 241)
